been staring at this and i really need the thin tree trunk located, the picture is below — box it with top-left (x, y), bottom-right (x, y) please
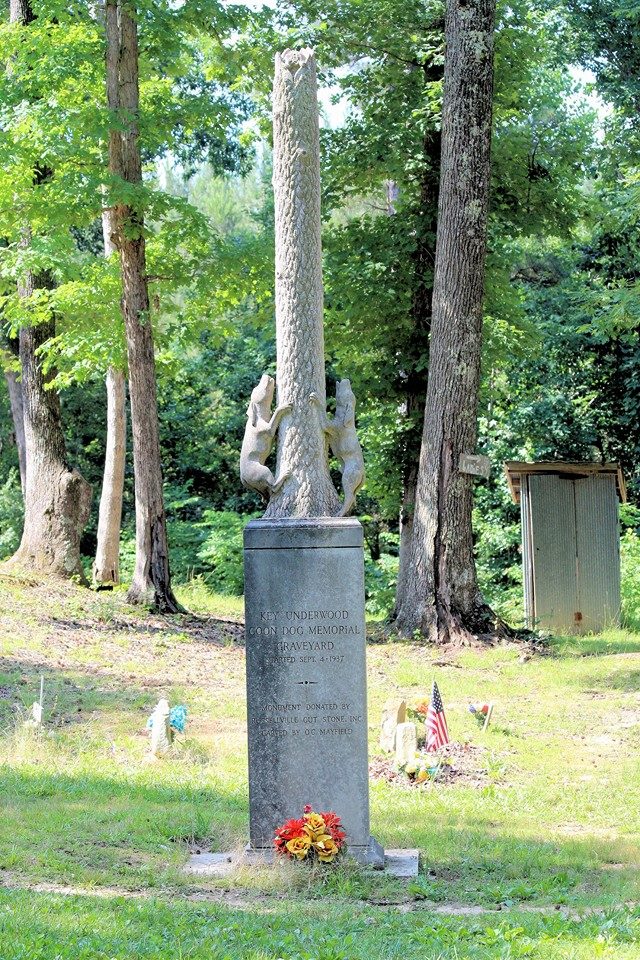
top-left (5, 0), bottom-right (91, 579)
top-left (395, 0), bottom-right (501, 643)
top-left (9, 0), bottom-right (32, 22)
top-left (92, 365), bottom-right (125, 585)
top-left (93, 360), bottom-right (126, 585)
top-left (106, 0), bottom-right (177, 610)
top-left (93, 208), bottom-right (126, 586)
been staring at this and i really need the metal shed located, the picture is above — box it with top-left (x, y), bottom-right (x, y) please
top-left (504, 462), bottom-right (626, 634)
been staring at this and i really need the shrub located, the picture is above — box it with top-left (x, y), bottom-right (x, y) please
top-left (621, 530), bottom-right (640, 631)
top-left (365, 553), bottom-right (398, 619)
top-left (0, 470), bottom-right (23, 559)
top-left (474, 505), bottom-right (524, 625)
top-left (197, 510), bottom-right (258, 595)
top-left (118, 512), bottom-right (255, 594)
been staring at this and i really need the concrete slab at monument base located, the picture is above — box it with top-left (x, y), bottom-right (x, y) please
top-left (184, 846), bottom-right (417, 878)
top-left (246, 835), bottom-right (384, 869)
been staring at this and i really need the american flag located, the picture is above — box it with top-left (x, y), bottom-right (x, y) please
top-left (426, 680), bottom-right (449, 752)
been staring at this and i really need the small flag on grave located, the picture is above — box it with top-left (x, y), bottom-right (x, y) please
top-left (426, 680), bottom-right (449, 752)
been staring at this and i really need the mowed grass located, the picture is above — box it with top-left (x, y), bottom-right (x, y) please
top-left (0, 570), bottom-right (639, 958)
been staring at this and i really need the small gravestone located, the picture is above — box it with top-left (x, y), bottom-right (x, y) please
top-left (149, 698), bottom-right (172, 756)
top-left (395, 722), bottom-right (417, 767)
top-left (380, 699), bottom-right (406, 752)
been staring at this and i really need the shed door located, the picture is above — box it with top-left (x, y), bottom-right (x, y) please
top-left (574, 475), bottom-right (620, 631)
top-left (529, 475), bottom-right (578, 633)
top-left (528, 473), bottom-right (621, 633)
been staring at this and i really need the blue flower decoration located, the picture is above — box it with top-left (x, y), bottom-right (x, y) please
top-left (169, 705), bottom-right (188, 733)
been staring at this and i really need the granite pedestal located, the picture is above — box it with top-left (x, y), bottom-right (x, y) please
top-left (244, 518), bottom-right (382, 866)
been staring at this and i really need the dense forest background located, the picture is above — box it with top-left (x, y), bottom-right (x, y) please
top-left (1, 0), bottom-right (639, 627)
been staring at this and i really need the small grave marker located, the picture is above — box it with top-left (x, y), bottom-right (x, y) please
top-left (380, 698), bottom-right (407, 752)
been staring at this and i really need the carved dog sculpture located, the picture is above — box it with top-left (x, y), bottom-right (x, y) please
top-left (310, 379), bottom-right (365, 517)
top-left (240, 375), bottom-right (291, 497)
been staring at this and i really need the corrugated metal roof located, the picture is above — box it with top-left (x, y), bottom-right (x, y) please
top-left (504, 461), bottom-right (626, 505)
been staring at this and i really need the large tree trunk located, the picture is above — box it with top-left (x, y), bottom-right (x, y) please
top-left (395, 0), bottom-right (498, 642)
top-left (396, 129), bottom-right (440, 612)
top-left (93, 209), bottom-right (126, 586)
top-left (8, 272), bottom-right (92, 578)
top-left (2, 335), bottom-right (27, 494)
top-left (106, 0), bottom-right (177, 610)
top-left (5, 0), bottom-right (91, 579)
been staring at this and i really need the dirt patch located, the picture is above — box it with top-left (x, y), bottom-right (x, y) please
top-left (369, 742), bottom-right (490, 789)
top-left (1, 873), bottom-right (634, 918)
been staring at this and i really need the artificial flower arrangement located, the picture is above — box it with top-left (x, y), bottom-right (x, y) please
top-left (406, 700), bottom-right (429, 744)
top-left (274, 805), bottom-right (346, 863)
top-left (400, 754), bottom-right (451, 783)
top-left (145, 703), bottom-right (188, 741)
top-left (468, 702), bottom-right (493, 729)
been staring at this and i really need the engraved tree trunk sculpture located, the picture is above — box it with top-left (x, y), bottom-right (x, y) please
top-left (264, 49), bottom-right (341, 519)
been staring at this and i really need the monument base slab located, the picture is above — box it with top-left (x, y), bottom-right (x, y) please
top-left (184, 846), bottom-right (417, 877)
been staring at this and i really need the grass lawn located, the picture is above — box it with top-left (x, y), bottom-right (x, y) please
top-left (0, 570), bottom-right (639, 958)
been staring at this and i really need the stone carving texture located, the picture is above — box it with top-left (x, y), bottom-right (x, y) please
top-left (264, 49), bottom-right (341, 519)
top-left (240, 374), bottom-right (291, 497)
top-left (311, 379), bottom-right (365, 516)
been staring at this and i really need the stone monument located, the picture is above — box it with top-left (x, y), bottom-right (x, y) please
top-left (242, 48), bottom-right (382, 866)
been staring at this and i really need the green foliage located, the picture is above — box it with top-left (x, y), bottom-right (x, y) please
top-left (473, 498), bottom-right (524, 626)
top-left (621, 531), bottom-right (640, 631)
top-left (0, 0), bottom-right (255, 387)
top-left (119, 512), bottom-right (254, 595)
top-left (197, 510), bottom-right (257, 596)
top-left (364, 552), bottom-right (398, 619)
top-left (0, 470), bottom-right (23, 559)
top-left (0, 0), bottom-right (638, 628)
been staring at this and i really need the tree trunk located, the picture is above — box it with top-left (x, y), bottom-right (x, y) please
top-left (7, 270), bottom-right (92, 578)
top-left (395, 130), bottom-right (440, 615)
top-left (93, 365), bottom-right (126, 585)
top-left (264, 49), bottom-right (341, 519)
top-left (106, 0), bottom-right (177, 610)
top-left (93, 208), bottom-right (126, 586)
top-left (2, 335), bottom-right (27, 494)
top-left (394, 0), bottom-right (499, 642)
top-left (5, 0), bottom-right (92, 579)
top-left (9, 0), bottom-right (33, 22)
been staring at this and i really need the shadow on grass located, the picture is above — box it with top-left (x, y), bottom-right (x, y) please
top-left (550, 634), bottom-right (640, 657)
top-left (0, 765), bottom-right (637, 909)
top-left (0, 765), bottom-right (247, 884)
top-left (0, 658), bottom-right (162, 724)
top-left (587, 669), bottom-right (640, 692)
top-left (42, 613), bottom-right (245, 646)
top-left (0, 885), bottom-right (639, 960)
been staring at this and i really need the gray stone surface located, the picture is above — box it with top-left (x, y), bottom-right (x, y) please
top-left (380, 698), bottom-right (407, 753)
top-left (395, 722), bottom-right (417, 767)
top-left (184, 852), bottom-right (235, 876)
top-left (240, 374), bottom-right (291, 498)
top-left (184, 846), bottom-right (414, 876)
top-left (244, 517), bottom-right (375, 857)
top-left (384, 848), bottom-right (420, 878)
top-left (149, 698), bottom-right (172, 756)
